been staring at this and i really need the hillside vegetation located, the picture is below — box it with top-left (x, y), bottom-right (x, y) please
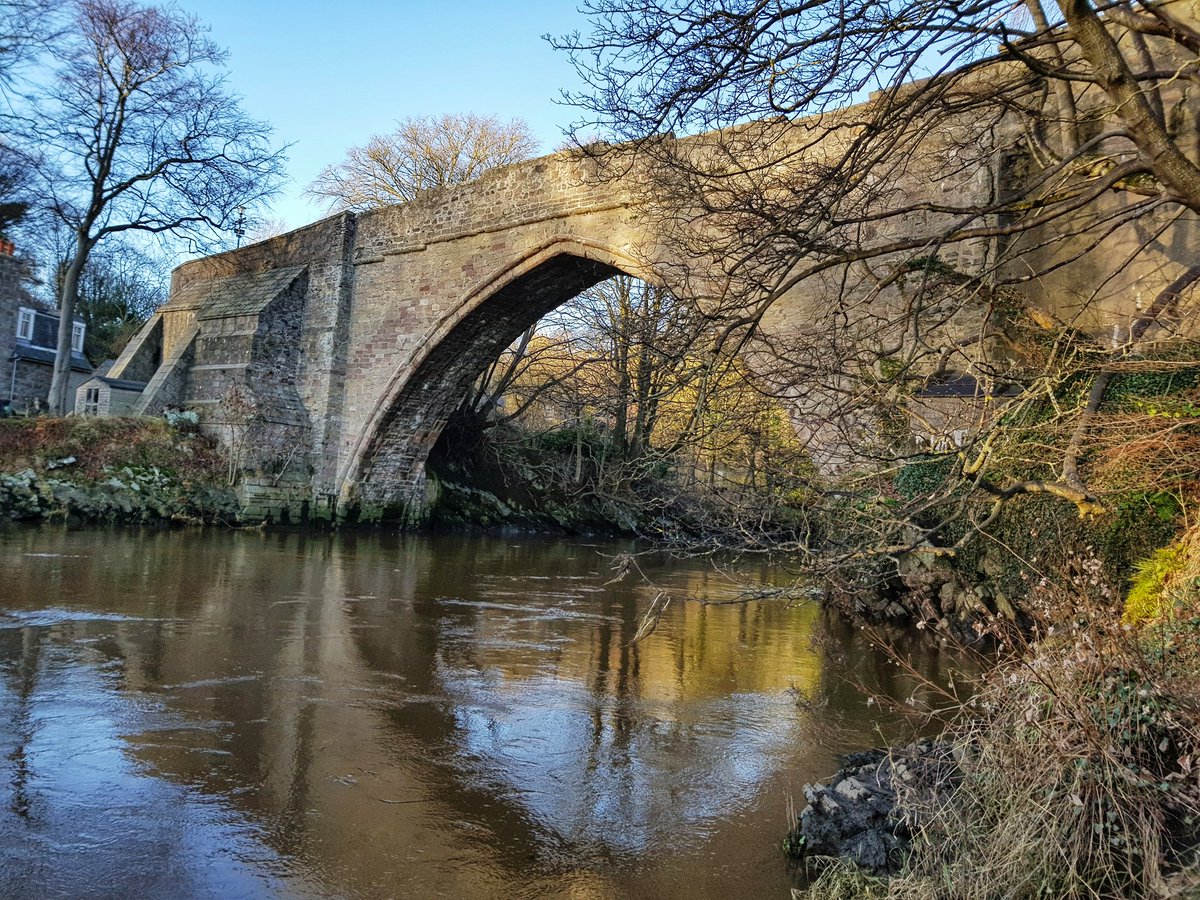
top-left (0, 416), bottom-right (237, 525)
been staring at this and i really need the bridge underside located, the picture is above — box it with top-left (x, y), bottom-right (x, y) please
top-left (347, 253), bottom-right (623, 523)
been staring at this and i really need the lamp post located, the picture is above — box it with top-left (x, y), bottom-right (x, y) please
top-left (234, 205), bottom-right (246, 248)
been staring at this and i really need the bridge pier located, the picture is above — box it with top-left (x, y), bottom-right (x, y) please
top-left (340, 475), bottom-right (433, 528)
top-left (219, 474), bottom-right (430, 529)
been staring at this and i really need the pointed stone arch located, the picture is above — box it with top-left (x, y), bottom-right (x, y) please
top-left (340, 237), bottom-right (659, 521)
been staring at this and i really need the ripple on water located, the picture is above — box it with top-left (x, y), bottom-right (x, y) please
top-left (0, 608), bottom-right (170, 629)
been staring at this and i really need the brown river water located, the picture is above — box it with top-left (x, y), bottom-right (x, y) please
top-left (0, 528), bottom-right (961, 899)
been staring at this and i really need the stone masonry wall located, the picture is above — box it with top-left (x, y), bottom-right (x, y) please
top-left (168, 214), bottom-right (357, 502)
top-left (8, 360), bottom-right (49, 412)
top-left (114, 317), bottom-right (163, 384)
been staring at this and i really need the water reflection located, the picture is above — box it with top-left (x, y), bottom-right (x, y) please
top-left (0, 529), bottom-right (966, 898)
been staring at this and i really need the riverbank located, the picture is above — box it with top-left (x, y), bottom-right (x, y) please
top-left (425, 420), bottom-right (813, 544)
top-left (0, 417), bottom-right (239, 525)
top-left (788, 525), bottom-right (1200, 899)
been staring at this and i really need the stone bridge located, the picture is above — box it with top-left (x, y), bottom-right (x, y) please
top-left (108, 148), bottom-right (698, 521)
top-left (103, 114), bottom-right (1191, 524)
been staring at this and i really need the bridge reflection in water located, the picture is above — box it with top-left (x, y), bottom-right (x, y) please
top-left (0, 529), bottom-right (962, 898)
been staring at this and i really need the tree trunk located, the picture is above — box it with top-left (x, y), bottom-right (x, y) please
top-left (613, 365), bottom-right (630, 457)
top-left (1057, 0), bottom-right (1200, 211)
top-left (1025, 0), bottom-right (1080, 155)
top-left (49, 243), bottom-right (90, 414)
top-left (574, 414), bottom-right (584, 483)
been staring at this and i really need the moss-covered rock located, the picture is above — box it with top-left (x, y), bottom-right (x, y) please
top-left (0, 417), bottom-right (238, 526)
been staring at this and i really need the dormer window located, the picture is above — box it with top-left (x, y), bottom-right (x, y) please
top-left (71, 321), bottom-right (85, 353)
top-left (16, 307), bottom-right (33, 342)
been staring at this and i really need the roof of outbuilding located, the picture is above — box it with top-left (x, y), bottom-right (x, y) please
top-left (161, 266), bottom-right (306, 320)
top-left (80, 375), bottom-right (148, 392)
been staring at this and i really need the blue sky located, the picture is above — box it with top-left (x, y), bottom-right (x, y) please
top-left (183, 1), bottom-right (594, 231)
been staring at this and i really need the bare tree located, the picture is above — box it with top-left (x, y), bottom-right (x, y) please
top-left (0, 2), bottom-right (60, 234)
top-left (461, 272), bottom-right (811, 536)
top-left (542, 275), bottom-right (708, 461)
top-left (305, 113), bottom-right (540, 212)
top-left (558, 1), bottom-right (1200, 207)
top-left (66, 239), bottom-right (166, 363)
top-left (459, 276), bottom-right (708, 457)
top-left (0, 140), bottom-right (35, 235)
top-left (0, 1), bottom-right (59, 94)
top-left (552, 1), bottom-right (1200, 566)
top-left (29, 0), bottom-right (285, 413)
top-left (242, 216), bottom-right (291, 245)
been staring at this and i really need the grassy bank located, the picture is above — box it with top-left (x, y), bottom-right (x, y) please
top-left (794, 523), bottom-right (1200, 899)
top-left (0, 416), bottom-right (238, 525)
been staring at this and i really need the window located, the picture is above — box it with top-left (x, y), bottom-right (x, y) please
top-left (82, 387), bottom-right (100, 416)
top-left (16, 308), bottom-right (33, 341)
top-left (72, 322), bottom-right (85, 353)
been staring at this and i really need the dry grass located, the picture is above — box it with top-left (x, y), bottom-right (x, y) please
top-left (886, 641), bottom-right (1200, 898)
top-left (1091, 412), bottom-right (1200, 499)
top-left (800, 544), bottom-right (1200, 899)
top-left (0, 416), bottom-right (226, 482)
top-left (794, 859), bottom-right (890, 898)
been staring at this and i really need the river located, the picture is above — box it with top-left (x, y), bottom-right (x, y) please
top-left (0, 528), bottom-right (960, 898)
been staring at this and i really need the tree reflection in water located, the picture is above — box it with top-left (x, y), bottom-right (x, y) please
top-left (0, 529), bottom-right (968, 898)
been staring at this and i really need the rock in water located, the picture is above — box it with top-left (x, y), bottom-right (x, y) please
top-left (786, 741), bottom-right (959, 876)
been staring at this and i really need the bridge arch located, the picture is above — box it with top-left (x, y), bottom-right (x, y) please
top-left (341, 237), bottom-right (661, 520)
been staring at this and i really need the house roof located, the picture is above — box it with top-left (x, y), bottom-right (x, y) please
top-left (19, 304), bottom-right (84, 323)
top-left (11, 343), bottom-right (92, 372)
top-left (81, 374), bottom-right (147, 392)
top-left (161, 266), bottom-right (306, 320)
top-left (19, 307), bottom-right (85, 355)
top-left (18, 294), bottom-right (57, 313)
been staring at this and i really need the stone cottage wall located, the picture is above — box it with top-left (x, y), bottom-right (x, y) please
top-left (9, 361), bottom-right (49, 412)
